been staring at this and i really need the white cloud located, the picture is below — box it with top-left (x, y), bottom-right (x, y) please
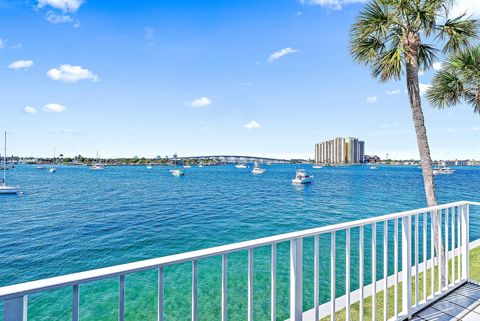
top-left (386, 89), bottom-right (401, 95)
top-left (186, 97), bottom-right (212, 108)
top-left (299, 0), bottom-right (367, 10)
top-left (23, 106), bottom-right (37, 114)
top-left (8, 60), bottom-right (34, 70)
top-left (46, 11), bottom-right (74, 24)
top-left (37, 0), bottom-right (83, 12)
top-left (366, 96), bottom-right (378, 103)
top-left (419, 83), bottom-right (432, 96)
top-left (47, 64), bottom-right (99, 83)
top-left (451, 0), bottom-right (480, 18)
top-left (432, 62), bottom-right (443, 71)
top-left (244, 120), bottom-right (262, 129)
top-left (268, 47), bottom-right (299, 63)
top-left (43, 103), bottom-right (66, 113)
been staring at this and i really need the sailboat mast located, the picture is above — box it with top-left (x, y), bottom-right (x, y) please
top-left (3, 131), bottom-right (6, 186)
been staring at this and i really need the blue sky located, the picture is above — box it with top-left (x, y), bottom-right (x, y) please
top-left (1, 0), bottom-right (479, 160)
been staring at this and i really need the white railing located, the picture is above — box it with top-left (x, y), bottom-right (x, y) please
top-left (1, 201), bottom-right (478, 321)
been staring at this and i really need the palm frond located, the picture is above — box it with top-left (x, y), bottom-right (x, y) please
top-left (372, 47), bottom-right (403, 82)
top-left (427, 70), bottom-right (464, 108)
top-left (418, 43), bottom-right (438, 71)
top-left (437, 14), bottom-right (479, 53)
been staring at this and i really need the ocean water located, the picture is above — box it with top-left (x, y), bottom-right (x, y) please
top-left (1, 164), bottom-right (479, 320)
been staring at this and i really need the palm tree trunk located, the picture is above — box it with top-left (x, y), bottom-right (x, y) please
top-left (405, 58), bottom-right (445, 287)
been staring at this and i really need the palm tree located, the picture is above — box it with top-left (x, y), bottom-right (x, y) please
top-left (350, 0), bottom-right (478, 286)
top-left (427, 46), bottom-right (480, 113)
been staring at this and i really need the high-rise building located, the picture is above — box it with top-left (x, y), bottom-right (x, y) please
top-left (314, 137), bottom-right (365, 164)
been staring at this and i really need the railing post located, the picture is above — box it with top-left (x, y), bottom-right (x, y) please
top-left (290, 238), bottom-right (303, 321)
top-left (3, 296), bottom-right (28, 321)
top-left (461, 204), bottom-right (469, 280)
top-left (402, 216), bottom-right (412, 318)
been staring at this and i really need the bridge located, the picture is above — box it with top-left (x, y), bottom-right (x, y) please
top-left (176, 155), bottom-right (295, 164)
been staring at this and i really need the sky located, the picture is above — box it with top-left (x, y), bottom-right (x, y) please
top-left (1, 0), bottom-right (479, 160)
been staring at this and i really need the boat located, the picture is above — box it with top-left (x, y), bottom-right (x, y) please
top-left (433, 166), bottom-right (455, 175)
top-left (198, 164), bottom-right (204, 168)
top-left (235, 163), bottom-right (248, 169)
top-left (183, 165), bottom-right (192, 168)
top-left (146, 165), bottom-right (153, 169)
top-left (49, 147), bottom-right (57, 173)
top-left (370, 165), bottom-right (377, 170)
top-left (91, 151), bottom-right (105, 170)
top-left (292, 169), bottom-right (314, 184)
top-left (170, 169), bottom-right (185, 176)
top-left (251, 163), bottom-right (265, 175)
top-left (36, 165), bottom-right (46, 170)
top-left (0, 131), bottom-right (21, 194)
top-left (312, 164), bottom-right (323, 169)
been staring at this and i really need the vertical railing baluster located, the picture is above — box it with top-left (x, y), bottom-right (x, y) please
top-left (222, 255), bottom-right (227, 321)
top-left (271, 244), bottom-right (276, 321)
top-left (248, 248), bottom-right (254, 321)
top-left (423, 213), bottom-right (427, 302)
top-left (359, 226), bottom-right (364, 321)
top-left (119, 275), bottom-right (125, 321)
top-left (158, 267), bottom-right (164, 321)
top-left (461, 204), bottom-right (469, 280)
top-left (445, 208), bottom-right (449, 289)
top-left (457, 206), bottom-right (461, 282)
top-left (290, 238), bottom-right (303, 321)
top-left (438, 210), bottom-right (443, 292)
top-left (314, 236), bottom-right (320, 321)
top-left (402, 216), bottom-right (412, 318)
top-left (73, 284), bottom-right (79, 321)
top-left (192, 260), bottom-right (198, 321)
top-left (383, 222), bottom-right (388, 321)
top-left (372, 223), bottom-right (376, 321)
top-left (415, 214), bottom-right (419, 306)
top-left (346, 229), bottom-right (351, 321)
top-left (430, 212), bottom-right (435, 297)
top-left (331, 231), bottom-right (336, 321)
top-left (3, 296), bottom-right (28, 321)
top-left (394, 219), bottom-right (398, 318)
top-left (451, 207), bottom-right (456, 284)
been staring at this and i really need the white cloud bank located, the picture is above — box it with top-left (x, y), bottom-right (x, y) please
top-left (46, 11), bottom-right (74, 24)
top-left (47, 64), bottom-right (99, 83)
top-left (186, 97), bottom-right (212, 108)
top-left (244, 120), bottom-right (262, 129)
top-left (43, 103), bottom-right (66, 113)
top-left (37, 0), bottom-right (83, 12)
top-left (451, 0), bottom-right (480, 18)
top-left (23, 106), bottom-right (37, 114)
top-left (8, 60), bottom-right (34, 70)
top-left (299, 0), bottom-right (367, 10)
top-left (268, 48), bottom-right (299, 63)
top-left (366, 96), bottom-right (378, 103)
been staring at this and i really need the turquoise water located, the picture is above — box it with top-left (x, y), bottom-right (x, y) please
top-left (1, 165), bottom-right (479, 320)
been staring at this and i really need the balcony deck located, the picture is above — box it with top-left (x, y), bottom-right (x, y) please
top-left (413, 282), bottom-right (480, 321)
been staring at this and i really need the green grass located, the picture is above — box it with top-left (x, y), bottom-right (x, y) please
top-left (320, 246), bottom-right (480, 321)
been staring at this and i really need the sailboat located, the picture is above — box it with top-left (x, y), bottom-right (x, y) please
top-left (0, 131), bottom-right (21, 194)
top-left (91, 151), bottom-right (105, 170)
top-left (49, 147), bottom-right (57, 173)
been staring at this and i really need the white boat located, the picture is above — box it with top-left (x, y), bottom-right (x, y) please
top-left (198, 164), bottom-right (204, 168)
top-left (312, 164), bottom-right (323, 169)
top-left (433, 166), bottom-right (455, 175)
top-left (235, 164), bottom-right (248, 169)
top-left (370, 166), bottom-right (377, 170)
top-left (37, 165), bottom-right (46, 170)
top-left (183, 165), bottom-right (192, 168)
top-left (292, 169), bottom-right (314, 184)
top-left (251, 163), bottom-right (265, 175)
top-left (1, 131), bottom-right (21, 194)
top-left (50, 147), bottom-right (57, 173)
top-left (91, 151), bottom-right (105, 170)
top-left (170, 169), bottom-right (185, 176)
top-left (147, 165), bottom-right (153, 169)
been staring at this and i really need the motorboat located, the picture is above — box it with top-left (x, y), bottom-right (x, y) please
top-left (370, 165), bottom-right (377, 170)
top-left (1, 131), bottom-right (21, 194)
top-left (292, 169), bottom-right (314, 184)
top-left (235, 164), bottom-right (248, 169)
top-left (251, 163), bottom-right (265, 175)
top-left (147, 165), bottom-right (153, 169)
top-left (433, 166), bottom-right (455, 175)
top-left (183, 165), bottom-right (192, 168)
top-left (170, 169), bottom-right (185, 176)
top-left (312, 164), bottom-right (323, 169)
top-left (91, 164), bottom-right (105, 170)
top-left (36, 165), bottom-right (46, 170)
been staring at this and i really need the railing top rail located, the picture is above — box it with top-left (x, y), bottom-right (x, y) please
top-left (0, 200), bottom-right (472, 300)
